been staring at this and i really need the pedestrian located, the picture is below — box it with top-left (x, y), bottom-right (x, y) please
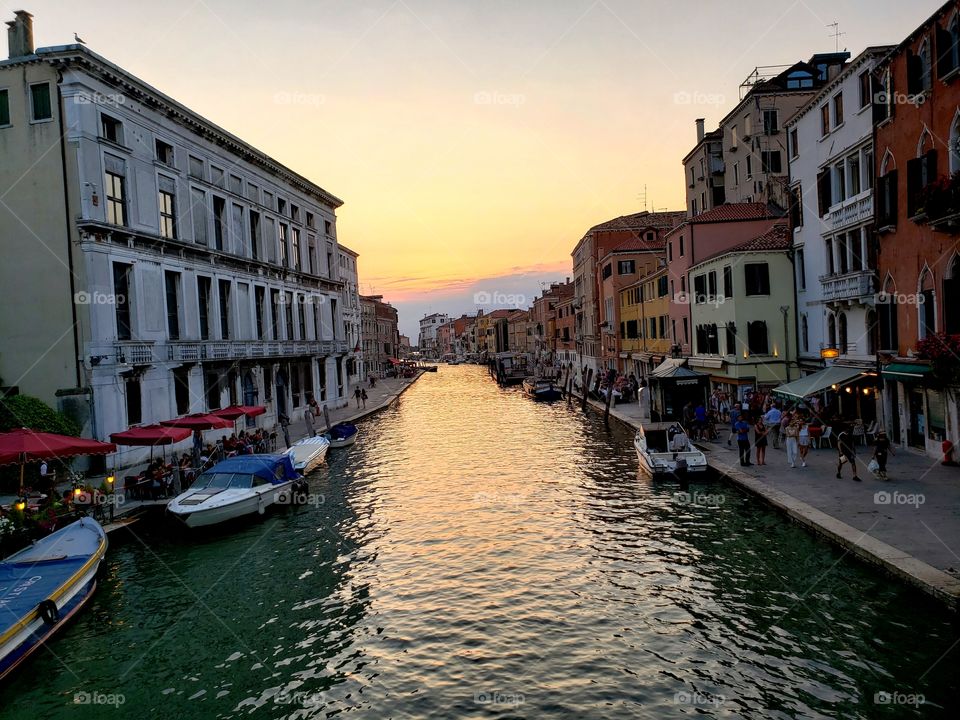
top-left (836, 426), bottom-right (861, 482)
top-left (784, 413), bottom-right (801, 468)
top-left (763, 402), bottom-right (783, 449)
top-left (735, 413), bottom-right (752, 467)
top-left (354, 385), bottom-right (363, 408)
top-left (728, 404), bottom-right (740, 446)
top-left (798, 418), bottom-right (810, 467)
top-left (303, 405), bottom-right (316, 437)
top-left (754, 415), bottom-right (768, 465)
top-left (872, 430), bottom-right (894, 480)
top-left (361, 388), bottom-right (368, 409)
top-left (278, 412), bottom-right (291, 449)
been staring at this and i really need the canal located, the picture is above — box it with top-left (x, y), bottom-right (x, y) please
top-left (2, 366), bottom-right (956, 718)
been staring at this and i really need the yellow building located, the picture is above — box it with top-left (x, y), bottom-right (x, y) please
top-left (618, 267), bottom-right (672, 378)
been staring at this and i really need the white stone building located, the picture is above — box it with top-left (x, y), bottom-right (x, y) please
top-left (0, 16), bottom-right (352, 466)
top-left (417, 313), bottom-right (450, 358)
top-left (338, 245), bottom-right (363, 382)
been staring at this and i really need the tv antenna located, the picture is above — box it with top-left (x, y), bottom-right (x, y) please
top-left (637, 185), bottom-right (648, 212)
top-left (827, 22), bottom-right (846, 52)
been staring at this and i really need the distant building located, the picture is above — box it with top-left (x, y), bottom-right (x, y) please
top-left (338, 245), bottom-right (363, 383)
top-left (360, 295), bottom-right (399, 376)
top-left (618, 266), bottom-right (671, 380)
top-left (417, 312), bottom-right (451, 358)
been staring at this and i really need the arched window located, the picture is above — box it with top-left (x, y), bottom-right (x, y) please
top-left (919, 38), bottom-right (932, 91)
top-left (945, 255), bottom-right (960, 335)
top-left (878, 150), bottom-right (897, 226)
top-left (838, 312), bottom-right (848, 354)
top-left (950, 111), bottom-right (960, 174)
top-left (828, 313), bottom-right (837, 349)
top-left (919, 266), bottom-right (936, 339)
top-left (801, 314), bottom-right (809, 353)
top-left (866, 310), bottom-right (878, 355)
top-left (878, 275), bottom-right (899, 351)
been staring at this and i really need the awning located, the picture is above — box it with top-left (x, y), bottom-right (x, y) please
top-left (387, 358), bottom-right (401, 365)
top-left (650, 358), bottom-right (705, 380)
top-left (882, 362), bottom-right (933, 383)
top-left (772, 365), bottom-right (867, 400)
top-left (688, 356), bottom-right (725, 369)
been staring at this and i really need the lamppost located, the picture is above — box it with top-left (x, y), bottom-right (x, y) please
top-left (780, 305), bottom-right (791, 383)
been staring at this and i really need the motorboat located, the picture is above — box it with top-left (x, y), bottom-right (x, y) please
top-left (634, 423), bottom-right (708, 478)
top-left (0, 518), bottom-right (107, 680)
top-left (324, 422), bottom-right (359, 449)
top-left (286, 435), bottom-right (330, 474)
top-left (523, 377), bottom-right (563, 401)
top-left (167, 454), bottom-right (305, 528)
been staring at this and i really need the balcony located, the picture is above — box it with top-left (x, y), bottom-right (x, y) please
top-left (829, 191), bottom-right (872, 231)
top-left (106, 339), bottom-right (349, 367)
top-left (818, 270), bottom-right (875, 304)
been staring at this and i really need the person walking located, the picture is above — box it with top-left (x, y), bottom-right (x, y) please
top-left (784, 414), bottom-right (801, 468)
top-left (797, 418), bottom-right (810, 467)
top-left (763, 402), bottom-right (783, 449)
top-left (278, 412), bottom-right (292, 449)
top-left (735, 413), bottom-right (752, 467)
top-left (836, 426), bottom-right (861, 481)
top-left (361, 388), bottom-right (368, 409)
top-left (754, 415), bottom-right (768, 465)
top-left (872, 430), bottom-right (894, 480)
top-left (354, 385), bottom-right (363, 408)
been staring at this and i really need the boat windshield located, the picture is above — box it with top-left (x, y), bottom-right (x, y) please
top-left (192, 472), bottom-right (254, 490)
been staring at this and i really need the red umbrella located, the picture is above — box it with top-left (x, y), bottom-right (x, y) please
top-left (0, 428), bottom-right (117, 493)
top-left (110, 424), bottom-right (192, 446)
top-left (211, 405), bottom-right (267, 421)
top-left (159, 413), bottom-right (234, 430)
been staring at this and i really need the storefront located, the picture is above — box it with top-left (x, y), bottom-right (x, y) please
top-left (880, 363), bottom-right (944, 454)
top-left (648, 359), bottom-right (709, 422)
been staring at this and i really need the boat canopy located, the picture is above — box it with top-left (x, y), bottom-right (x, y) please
top-left (328, 423), bottom-right (357, 440)
top-left (203, 454), bottom-right (299, 484)
top-left (772, 365), bottom-right (868, 400)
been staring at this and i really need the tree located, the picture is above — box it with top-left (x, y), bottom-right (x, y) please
top-left (0, 395), bottom-right (81, 436)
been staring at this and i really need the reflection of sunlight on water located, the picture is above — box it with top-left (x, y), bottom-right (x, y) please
top-left (1, 365), bottom-right (957, 719)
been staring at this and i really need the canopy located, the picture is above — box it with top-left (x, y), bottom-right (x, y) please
top-left (881, 363), bottom-right (933, 383)
top-left (387, 358), bottom-right (401, 365)
top-left (0, 428), bottom-right (117, 466)
top-left (650, 359), bottom-right (703, 380)
top-left (772, 365), bottom-right (867, 400)
top-left (211, 405), bottom-right (267, 421)
top-left (110, 424), bottom-right (192, 446)
top-left (200, 453), bottom-right (299, 484)
top-left (160, 413), bottom-right (234, 430)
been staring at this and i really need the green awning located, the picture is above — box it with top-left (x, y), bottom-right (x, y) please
top-left (881, 363), bottom-right (933, 383)
top-left (772, 365), bottom-right (867, 400)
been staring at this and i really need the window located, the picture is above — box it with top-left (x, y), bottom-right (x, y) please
top-left (104, 155), bottom-right (126, 226)
top-left (125, 377), bottom-right (142, 425)
top-left (164, 271), bottom-right (181, 340)
top-left (0, 89), bottom-right (9, 126)
top-left (908, 39), bottom-right (932, 94)
top-left (696, 324), bottom-right (719, 354)
top-left (874, 70), bottom-right (893, 124)
top-left (907, 149), bottom-right (937, 217)
top-left (113, 262), bottom-right (132, 341)
top-left (254, 286), bottom-right (265, 338)
top-left (828, 314), bottom-right (837, 348)
top-left (210, 165), bottom-right (224, 189)
top-left (801, 315), bottom-right (809, 352)
top-left (155, 138), bottom-right (174, 166)
top-left (693, 273), bottom-right (707, 304)
top-left (833, 92), bottom-right (844, 126)
top-left (213, 196), bottom-right (226, 251)
top-left (232, 203), bottom-right (245, 255)
top-left (279, 224), bottom-right (288, 267)
top-left (679, 236), bottom-right (685, 257)
top-left (277, 197), bottom-right (287, 216)
top-left (218, 279), bottom-right (231, 339)
top-left (747, 320), bottom-right (768, 354)
top-left (796, 248), bottom-right (806, 290)
top-left (744, 263), bottom-right (770, 296)
top-left (174, 368), bottom-right (191, 416)
top-left (29, 83), bottom-right (51, 121)
top-left (919, 269), bottom-right (936, 339)
top-left (626, 320), bottom-right (638, 338)
top-left (270, 289), bottom-right (281, 340)
top-left (306, 211), bottom-right (315, 228)
top-left (291, 204), bottom-right (301, 223)
top-left (197, 276), bottom-right (212, 340)
top-left (188, 155), bottom-right (205, 180)
top-left (746, 155), bottom-right (753, 178)
top-left (878, 280), bottom-right (899, 350)
top-left (834, 162), bottom-right (847, 203)
top-left (247, 183), bottom-right (259, 204)
top-left (838, 312), bottom-right (848, 354)
top-left (291, 228), bottom-right (301, 270)
top-left (760, 151), bottom-right (782, 174)
top-left (789, 128), bottom-right (798, 158)
top-left (308, 236), bottom-right (317, 275)
top-left (848, 154), bottom-right (861, 196)
top-left (878, 168), bottom-right (898, 226)
top-left (249, 211), bottom-right (261, 260)
top-left (816, 168), bottom-right (832, 217)
top-left (667, 242), bottom-right (673, 261)
top-left (284, 291), bottom-right (295, 339)
top-left (722, 265), bottom-right (733, 298)
top-left (790, 185), bottom-right (803, 228)
top-left (858, 71), bottom-right (871, 109)
top-left (725, 322), bottom-right (736, 355)
top-left (601, 263), bottom-right (612, 280)
top-left (657, 275), bottom-right (669, 297)
top-left (98, 113), bottom-right (123, 143)
top-left (820, 104), bottom-right (830, 136)
top-left (940, 16), bottom-right (960, 78)
top-left (762, 109), bottom-right (778, 135)
top-left (158, 176), bottom-right (177, 239)
top-left (733, 162), bottom-right (740, 186)
top-left (786, 70), bottom-right (814, 89)
top-left (191, 188), bottom-right (208, 245)
top-left (617, 260), bottom-right (635, 275)
top-left (324, 219), bottom-right (332, 235)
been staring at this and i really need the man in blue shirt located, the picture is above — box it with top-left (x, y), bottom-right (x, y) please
top-left (763, 403), bottom-right (783, 449)
top-left (727, 405), bottom-right (740, 446)
top-left (735, 414), bottom-right (752, 466)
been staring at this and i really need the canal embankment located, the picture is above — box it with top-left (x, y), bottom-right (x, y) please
top-left (569, 388), bottom-right (960, 610)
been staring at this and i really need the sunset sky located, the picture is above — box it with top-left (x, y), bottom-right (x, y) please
top-left (21, 0), bottom-right (929, 338)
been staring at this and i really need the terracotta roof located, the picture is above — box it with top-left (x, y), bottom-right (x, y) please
top-left (611, 235), bottom-right (667, 253)
top-left (588, 210), bottom-right (686, 234)
top-left (695, 223), bottom-right (790, 266)
top-left (689, 202), bottom-right (781, 224)
top-left (486, 309), bottom-right (518, 319)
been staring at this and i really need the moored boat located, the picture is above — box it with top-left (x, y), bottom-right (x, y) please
top-left (325, 422), bottom-right (359, 448)
top-left (634, 424), bottom-right (708, 478)
top-left (0, 518), bottom-right (107, 680)
top-left (167, 454), bottom-right (304, 528)
top-left (286, 435), bottom-right (330, 474)
top-left (523, 377), bottom-right (563, 401)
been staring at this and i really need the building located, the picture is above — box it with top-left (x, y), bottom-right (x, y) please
top-left (417, 312), bottom-right (450, 358)
top-left (360, 295), bottom-right (400, 376)
top-left (338, 245), bottom-right (363, 383)
top-left (506, 310), bottom-right (532, 354)
top-left (721, 53), bottom-right (850, 209)
top-left (0, 14), bottom-right (351, 460)
top-left (530, 280), bottom-right (573, 362)
top-left (788, 47), bottom-right (893, 381)
top-left (436, 320), bottom-right (455, 357)
top-left (682, 120), bottom-right (726, 217)
top-left (618, 267), bottom-right (672, 380)
top-left (398, 335), bottom-right (412, 358)
top-left (555, 295), bottom-right (576, 368)
top-left (874, 0), bottom-right (960, 456)
top-left (687, 224), bottom-right (797, 397)
top-left (571, 211), bottom-right (685, 384)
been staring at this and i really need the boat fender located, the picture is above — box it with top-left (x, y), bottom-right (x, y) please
top-left (258, 496), bottom-right (266, 515)
top-left (38, 599), bottom-right (60, 625)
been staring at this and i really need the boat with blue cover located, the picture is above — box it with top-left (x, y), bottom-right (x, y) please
top-left (167, 454), bottom-right (305, 528)
top-left (0, 517), bottom-right (107, 680)
top-left (325, 422), bottom-right (359, 448)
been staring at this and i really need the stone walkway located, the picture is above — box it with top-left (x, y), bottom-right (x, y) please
top-left (577, 391), bottom-right (960, 608)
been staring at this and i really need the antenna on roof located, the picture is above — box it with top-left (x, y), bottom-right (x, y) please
top-left (637, 185), bottom-right (648, 212)
top-left (827, 22), bottom-right (846, 53)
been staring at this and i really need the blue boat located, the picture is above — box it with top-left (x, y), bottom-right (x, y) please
top-left (324, 423), bottom-right (359, 448)
top-left (0, 518), bottom-right (107, 680)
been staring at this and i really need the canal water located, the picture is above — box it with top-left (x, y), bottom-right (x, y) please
top-left (1, 366), bottom-right (956, 719)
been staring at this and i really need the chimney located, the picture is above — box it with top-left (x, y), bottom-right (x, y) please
top-left (6, 10), bottom-right (33, 59)
top-left (695, 118), bottom-right (705, 143)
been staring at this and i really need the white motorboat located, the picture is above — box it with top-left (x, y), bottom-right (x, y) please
top-left (324, 423), bottom-right (359, 449)
top-left (634, 424), bottom-right (708, 478)
top-left (523, 377), bottom-right (563, 401)
top-left (167, 454), bottom-right (305, 528)
top-left (286, 435), bottom-right (330, 474)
